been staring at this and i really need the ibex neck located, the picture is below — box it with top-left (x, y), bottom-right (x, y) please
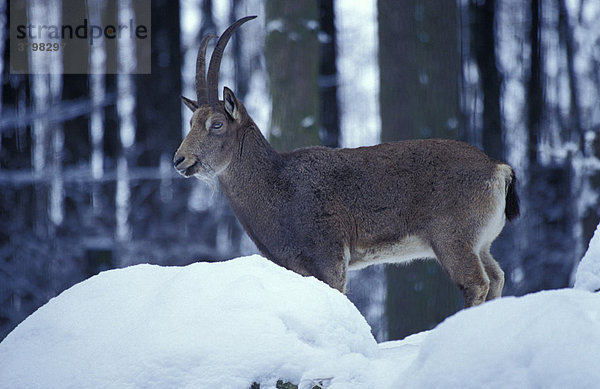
top-left (218, 124), bottom-right (285, 260)
top-left (218, 123), bottom-right (282, 194)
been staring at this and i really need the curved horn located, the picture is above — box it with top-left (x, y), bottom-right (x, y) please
top-left (207, 15), bottom-right (257, 105)
top-left (196, 34), bottom-right (217, 105)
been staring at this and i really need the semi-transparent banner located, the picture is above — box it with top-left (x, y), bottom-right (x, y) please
top-left (10, 0), bottom-right (151, 74)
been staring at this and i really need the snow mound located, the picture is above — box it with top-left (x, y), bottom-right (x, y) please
top-left (575, 222), bottom-right (600, 292)
top-left (2, 254), bottom-right (600, 388)
top-left (0, 255), bottom-right (377, 388)
top-left (395, 288), bottom-right (600, 389)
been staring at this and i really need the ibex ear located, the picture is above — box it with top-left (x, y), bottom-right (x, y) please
top-left (223, 87), bottom-right (241, 122)
top-left (181, 95), bottom-right (199, 112)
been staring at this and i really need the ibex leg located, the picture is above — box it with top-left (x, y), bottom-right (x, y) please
top-left (479, 244), bottom-right (505, 301)
top-left (432, 241), bottom-right (490, 308)
top-left (299, 244), bottom-right (348, 293)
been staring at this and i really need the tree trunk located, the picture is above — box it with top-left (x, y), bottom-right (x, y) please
top-left (135, 0), bottom-right (181, 167)
top-left (265, 0), bottom-right (321, 151)
top-left (378, 0), bottom-right (460, 142)
top-left (469, 0), bottom-right (504, 160)
top-left (318, 0), bottom-right (340, 148)
top-left (527, 0), bottom-right (542, 166)
top-left (522, 0), bottom-right (575, 294)
top-left (378, 0), bottom-right (462, 341)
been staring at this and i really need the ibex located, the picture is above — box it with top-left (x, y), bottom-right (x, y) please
top-left (174, 16), bottom-right (520, 308)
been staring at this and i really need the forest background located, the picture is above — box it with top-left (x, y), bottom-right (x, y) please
top-left (1, 0), bottom-right (599, 341)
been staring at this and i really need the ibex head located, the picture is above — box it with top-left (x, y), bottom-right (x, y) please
top-left (173, 16), bottom-right (256, 180)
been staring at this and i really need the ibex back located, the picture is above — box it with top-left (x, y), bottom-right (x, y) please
top-left (173, 16), bottom-right (520, 308)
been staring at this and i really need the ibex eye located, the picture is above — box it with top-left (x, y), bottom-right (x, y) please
top-left (211, 121), bottom-right (223, 130)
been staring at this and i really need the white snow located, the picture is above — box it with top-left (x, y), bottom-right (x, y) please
top-left (2, 253), bottom-right (600, 388)
top-left (394, 289), bottom-right (600, 388)
top-left (0, 256), bottom-right (378, 388)
top-left (574, 222), bottom-right (600, 292)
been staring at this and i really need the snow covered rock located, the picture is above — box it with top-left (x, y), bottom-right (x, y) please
top-left (575, 222), bottom-right (600, 292)
top-left (0, 255), bottom-right (377, 389)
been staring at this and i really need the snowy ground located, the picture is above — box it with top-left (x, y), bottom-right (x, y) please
top-left (2, 228), bottom-right (600, 388)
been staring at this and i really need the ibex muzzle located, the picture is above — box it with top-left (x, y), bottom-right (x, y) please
top-left (174, 16), bottom-right (520, 308)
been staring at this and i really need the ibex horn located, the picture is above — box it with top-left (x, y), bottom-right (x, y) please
top-left (196, 33), bottom-right (218, 105)
top-left (206, 15), bottom-right (257, 106)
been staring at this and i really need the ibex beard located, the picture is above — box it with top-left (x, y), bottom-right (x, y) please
top-left (174, 16), bottom-right (520, 309)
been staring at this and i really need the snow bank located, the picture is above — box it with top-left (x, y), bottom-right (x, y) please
top-left (2, 254), bottom-right (600, 388)
top-left (575, 222), bottom-right (600, 292)
top-left (0, 256), bottom-right (378, 389)
top-left (394, 289), bottom-right (600, 389)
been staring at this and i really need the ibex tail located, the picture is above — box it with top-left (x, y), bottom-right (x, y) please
top-left (505, 169), bottom-right (520, 222)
